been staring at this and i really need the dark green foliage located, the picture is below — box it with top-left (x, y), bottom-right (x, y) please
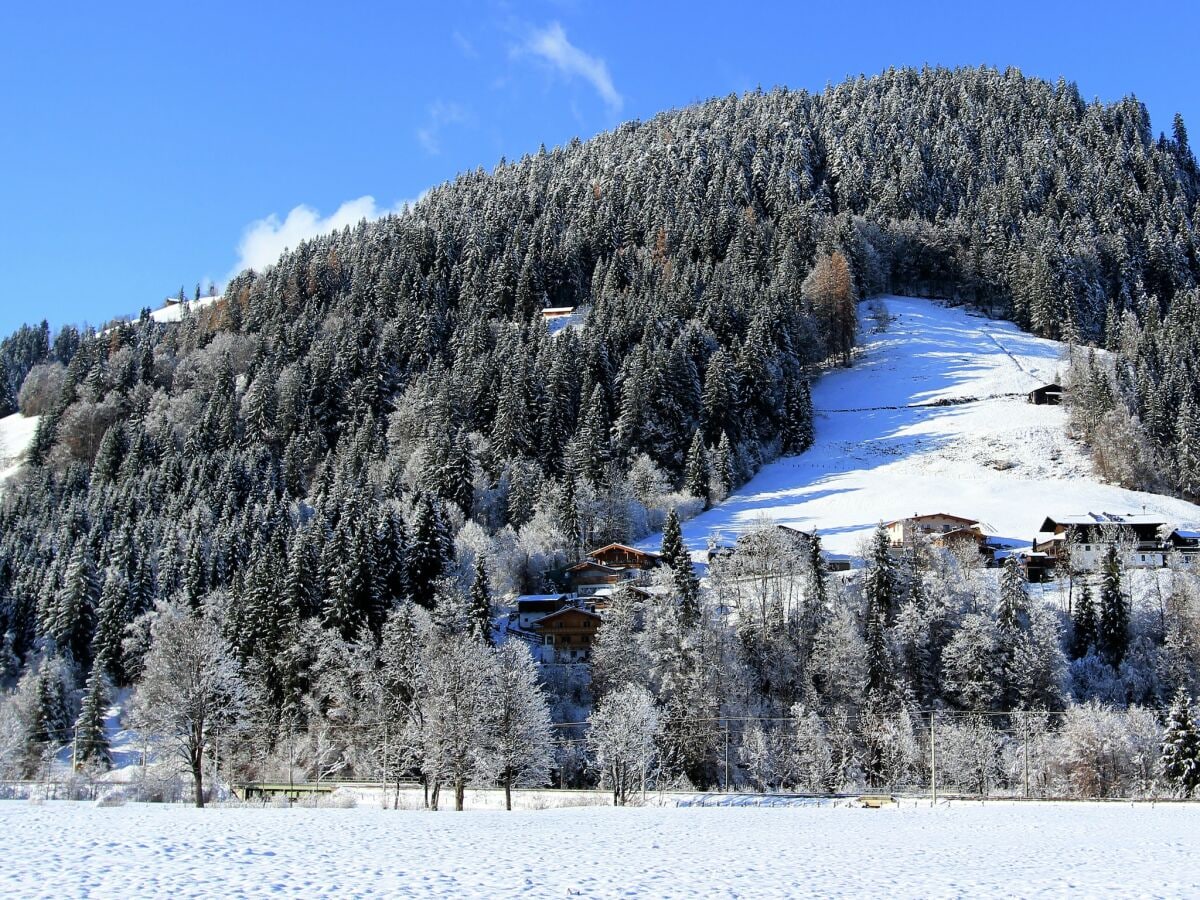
top-left (661, 508), bottom-right (699, 626)
top-left (1098, 548), bottom-right (1129, 668)
top-left (73, 667), bottom-right (111, 768)
top-left (1071, 583), bottom-right (1099, 660)
top-left (0, 65), bottom-right (1194, 722)
top-left (468, 556), bottom-right (494, 646)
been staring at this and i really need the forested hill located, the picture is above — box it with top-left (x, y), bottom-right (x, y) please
top-left (1, 65), bottom-right (1198, 696)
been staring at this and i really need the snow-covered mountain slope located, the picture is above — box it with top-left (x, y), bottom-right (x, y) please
top-left (666, 296), bottom-right (1200, 557)
top-left (0, 411), bottom-right (38, 487)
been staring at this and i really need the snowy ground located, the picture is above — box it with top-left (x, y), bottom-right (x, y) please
top-left (0, 411), bottom-right (38, 487)
top-left (666, 296), bottom-right (1200, 558)
top-left (2, 801), bottom-right (1197, 897)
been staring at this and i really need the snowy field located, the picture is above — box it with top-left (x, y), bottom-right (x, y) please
top-left (0, 411), bottom-right (38, 487)
top-left (666, 296), bottom-right (1200, 558)
top-left (2, 801), bottom-right (1198, 897)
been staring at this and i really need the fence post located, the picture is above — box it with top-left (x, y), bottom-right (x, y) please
top-left (929, 713), bottom-right (937, 806)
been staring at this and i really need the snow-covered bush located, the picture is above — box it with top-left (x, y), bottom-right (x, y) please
top-left (94, 788), bottom-right (127, 808)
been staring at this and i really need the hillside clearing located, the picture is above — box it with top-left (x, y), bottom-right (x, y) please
top-left (663, 296), bottom-right (1200, 559)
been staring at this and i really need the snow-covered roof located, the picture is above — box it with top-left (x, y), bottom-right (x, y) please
top-left (1043, 512), bottom-right (1168, 527)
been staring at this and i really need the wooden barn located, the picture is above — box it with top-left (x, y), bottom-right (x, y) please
top-left (1028, 383), bottom-right (1064, 405)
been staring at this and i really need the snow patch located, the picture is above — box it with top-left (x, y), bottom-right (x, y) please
top-left (0, 412), bottom-right (39, 487)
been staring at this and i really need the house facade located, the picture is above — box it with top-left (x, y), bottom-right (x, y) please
top-left (533, 606), bottom-right (603, 663)
top-left (885, 513), bottom-right (980, 548)
top-left (1033, 513), bottom-right (1172, 571)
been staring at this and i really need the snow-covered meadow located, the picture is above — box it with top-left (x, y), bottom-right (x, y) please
top-left (0, 411), bottom-right (37, 487)
top-left (665, 296), bottom-right (1200, 558)
top-left (2, 801), bottom-right (1197, 897)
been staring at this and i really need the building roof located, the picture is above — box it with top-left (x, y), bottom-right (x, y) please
top-left (565, 560), bottom-right (625, 574)
top-left (541, 306), bottom-right (576, 315)
top-left (1039, 512), bottom-right (1168, 532)
top-left (532, 606), bottom-right (603, 628)
top-left (884, 512), bottom-right (978, 528)
top-left (587, 542), bottom-right (662, 559)
top-left (515, 594), bottom-right (569, 611)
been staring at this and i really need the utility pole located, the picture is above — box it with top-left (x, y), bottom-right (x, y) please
top-left (214, 728), bottom-right (221, 803)
top-left (382, 723), bottom-right (389, 810)
top-left (724, 725), bottom-right (731, 792)
top-left (641, 733), bottom-right (648, 806)
top-left (929, 713), bottom-right (937, 806)
top-left (1023, 716), bottom-right (1030, 799)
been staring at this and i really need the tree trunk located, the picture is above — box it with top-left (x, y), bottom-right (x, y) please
top-left (505, 773), bottom-right (512, 811)
top-left (454, 777), bottom-right (465, 811)
top-left (430, 781), bottom-right (440, 811)
top-left (192, 755), bottom-right (205, 809)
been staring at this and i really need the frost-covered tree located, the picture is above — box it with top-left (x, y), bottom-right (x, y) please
top-left (483, 642), bottom-right (554, 810)
top-left (130, 603), bottom-right (246, 807)
top-left (1160, 689), bottom-right (1200, 797)
top-left (417, 633), bottom-right (492, 811)
top-left (588, 682), bottom-right (659, 805)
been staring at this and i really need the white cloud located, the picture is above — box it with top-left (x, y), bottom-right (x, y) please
top-left (228, 194), bottom-right (423, 279)
top-left (416, 100), bottom-right (470, 155)
top-left (523, 22), bottom-right (622, 113)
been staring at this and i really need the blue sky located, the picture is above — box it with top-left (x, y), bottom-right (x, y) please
top-left (1, 0), bottom-right (1196, 336)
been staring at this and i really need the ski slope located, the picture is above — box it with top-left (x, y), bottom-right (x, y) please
top-left (2, 801), bottom-right (1197, 897)
top-left (671, 296), bottom-right (1200, 557)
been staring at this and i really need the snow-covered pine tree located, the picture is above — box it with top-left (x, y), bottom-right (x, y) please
top-left (73, 665), bottom-right (111, 769)
top-left (408, 495), bottom-right (452, 608)
top-left (1070, 583), bottom-right (1099, 659)
top-left (661, 509), bottom-right (699, 626)
top-left (467, 557), bottom-right (494, 646)
top-left (712, 432), bottom-right (734, 500)
top-left (1160, 689), bottom-right (1200, 797)
top-left (1098, 547), bottom-right (1129, 668)
top-left (997, 555), bottom-right (1029, 631)
top-left (864, 523), bottom-right (897, 625)
top-left (684, 429), bottom-right (709, 505)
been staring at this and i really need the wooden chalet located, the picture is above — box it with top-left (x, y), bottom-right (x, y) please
top-left (587, 543), bottom-right (663, 570)
top-left (540, 306), bottom-right (576, 321)
top-left (1028, 383), bottom-right (1065, 405)
top-left (885, 513), bottom-right (979, 549)
top-left (564, 560), bottom-right (636, 595)
top-left (532, 606), bottom-right (603, 663)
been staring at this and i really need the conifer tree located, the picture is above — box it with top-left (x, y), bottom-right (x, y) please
top-left (712, 432), bottom-right (734, 499)
top-left (864, 524), bottom-right (897, 626)
top-left (661, 509), bottom-right (700, 626)
top-left (1161, 689), bottom-right (1200, 797)
top-left (408, 496), bottom-right (451, 607)
top-left (1098, 547), bottom-right (1129, 668)
top-left (1070, 583), bottom-right (1098, 659)
top-left (73, 665), bottom-right (111, 768)
top-left (684, 429), bottom-right (709, 505)
top-left (468, 556), bottom-right (494, 646)
top-left (997, 556), bottom-right (1028, 631)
